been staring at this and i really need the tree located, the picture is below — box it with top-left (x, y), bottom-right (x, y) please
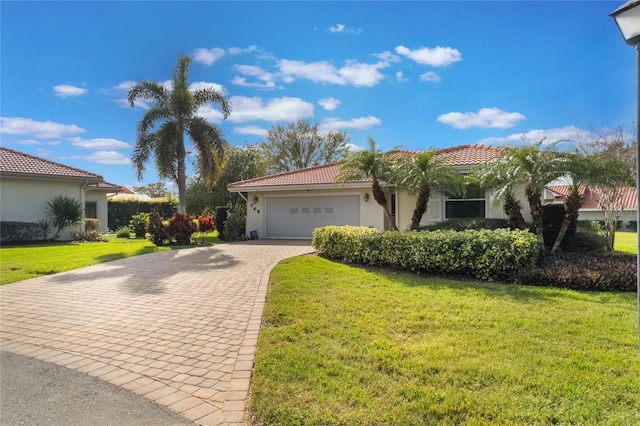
top-left (186, 144), bottom-right (270, 214)
top-left (260, 119), bottom-right (349, 173)
top-left (133, 182), bottom-right (169, 198)
top-left (45, 195), bottom-right (84, 239)
top-left (393, 149), bottom-right (461, 230)
top-left (336, 137), bottom-right (398, 231)
top-left (127, 53), bottom-right (231, 214)
top-left (475, 140), bottom-right (566, 245)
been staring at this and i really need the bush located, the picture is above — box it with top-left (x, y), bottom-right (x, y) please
top-left (627, 221), bottom-right (637, 232)
top-left (146, 211), bottom-right (170, 246)
top-left (108, 199), bottom-right (177, 231)
top-left (129, 213), bottom-right (149, 238)
top-left (418, 218), bottom-right (511, 231)
top-left (197, 215), bottom-right (216, 233)
top-left (565, 231), bottom-right (609, 253)
top-left (46, 195), bottom-right (84, 239)
top-left (0, 221), bottom-right (42, 244)
top-left (223, 205), bottom-right (246, 241)
top-left (115, 226), bottom-right (132, 238)
top-left (85, 219), bottom-right (101, 232)
top-left (167, 213), bottom-right (197, 245)
top-left (516, 254), bottom-right (636, 292)
top-left (73, 230), bottom-right (106, 242)
top-left (542, 204), bottom-right (576, 249)
top-left (577, 220), bottom-right (606, 234)
top-left (312, 226), bottom-right (540, 281)
top-left (215, 207), bottom-right (229, 240)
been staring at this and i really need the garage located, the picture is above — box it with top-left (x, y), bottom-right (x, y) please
top-left (265, 196), bottom-right (359, 239)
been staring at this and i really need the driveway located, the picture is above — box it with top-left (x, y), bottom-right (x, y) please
top-left (0, 240), bottom-right (314, 426)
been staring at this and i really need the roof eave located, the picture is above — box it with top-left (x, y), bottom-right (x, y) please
top-left (0, 171), bottom-right (103, 183)
top-left (228, 182), bottom-right (370, 193)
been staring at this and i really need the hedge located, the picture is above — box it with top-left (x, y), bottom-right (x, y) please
top-left (108, 199), bottom-right (178, 231)
top-left (312, 226), bottom-right (540, 281)
top-left (0, 221), bottom-right (42, 244)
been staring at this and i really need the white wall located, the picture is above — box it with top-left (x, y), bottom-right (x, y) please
top-left (85, 190), bottom-right (110, 233)
top-left (245, 188), bottom-right (384, 238)
top-left (578, 209), bottom-right (637, 229)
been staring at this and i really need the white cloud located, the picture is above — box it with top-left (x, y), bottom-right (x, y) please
top-left (232, 77), bottom-right (278, 89)
top-left (114, 81), bottom-right (136, 91)
top-left (395, 45), bottom-right (462, 67)
top-left (346, 143), bottom-right (365, 151)
top-left (54, 84), bottom-right (87, 98)
top-left (17, 139), bottom-right (40, 145)
top-left (199, 96), bottom-right (314, 124)
top-left (396, 71), bottom-right (408, 82)
top-left (193, 47), bottom-right (226, 65)
top-left (318, 97), bottom-right (341, 111)
top-left (234, 125), bottom-right (268, 137)
top-left (189, 81), bottom-right (228, 96)
top-left (328, 24), bottom-right (362, 34)
top-left (478, 125), bottom-right (590, 146)
top-left (420, 71), bottom-right (440, 83)
top-left (320, 116), bottom-right (382, 131)
top-left (228, 45), bottom-right (258, 55)
top-left (78, 150), bottom-right (131, 165)
top-left (278, 59), bottom-right (388, 87)
top-left (232, 65), bottom-right (279, 89)
top-left (0, 117), bottom-right (85, 138)
top-left (376, 51), bottom-right (401, 63)
top-left (70, 137), bottom-right (131, 150)
top-left (437, 108), bottom-right (526, 129)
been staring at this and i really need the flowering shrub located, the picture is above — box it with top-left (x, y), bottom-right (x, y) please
top-left (146, 210), bottom-right (170, 246)
top-left (167, 213), bottom-right (197, 245)
top-left (197, 215), bottom-right (216, 233)
top-left (312, 226), bottom-right (540, 281)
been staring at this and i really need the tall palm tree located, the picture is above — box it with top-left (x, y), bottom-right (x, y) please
top-left (128, 54), bottom-right (231, 213)
top-left (336, 137), bottom-right (398, 231)
top-left (393, 149), bottom-right (461, 229)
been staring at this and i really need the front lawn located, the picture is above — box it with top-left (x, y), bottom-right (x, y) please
top-left (251, 255), bottom-right (640, 425)
top-left (615, 231), bottom-right (637, 254)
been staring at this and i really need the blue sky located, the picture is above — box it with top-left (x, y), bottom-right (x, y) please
top-left (0, 1), bottom-right (635, 189)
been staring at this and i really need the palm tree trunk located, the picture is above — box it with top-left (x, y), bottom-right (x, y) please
top-left (410, 185), bottom-right (430, 230)
top-left (372, 182), bottom-right (398, 231)
top-left (176, 137), bottom-right (187, 214)
top-left (525, 185), bottom-right (544, 247)
top-left (503, 192), bottom-right (527, 229)
top-left (551, 189), bottom-right (582, 253)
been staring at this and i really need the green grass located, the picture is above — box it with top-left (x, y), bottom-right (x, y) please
top-left (0, 233), bottom-right (217, 285)
top-left (251, 255), bottom-right (640, 425)
top-left (615, 231), bottom-right (637, 254)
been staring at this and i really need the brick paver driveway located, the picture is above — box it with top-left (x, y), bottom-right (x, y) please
top-left (0, 240), bottom-right (314, 425)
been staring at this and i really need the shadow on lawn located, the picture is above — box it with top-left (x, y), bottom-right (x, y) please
top-left (47, 245), bottom-right (239, 295)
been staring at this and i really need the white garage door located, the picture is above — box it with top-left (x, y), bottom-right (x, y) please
top-left (265, 196), bottom-right (359, 239)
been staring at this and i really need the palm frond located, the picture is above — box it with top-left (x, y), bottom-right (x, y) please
top-left (187, 116), bottom-right (229, 184)
top-left (127, 80), bottom-right (169, 107)
top-left (192, 88), bottom-right (232, 118)
top-left (155, 122), bottom-right (180, 180)
top-left (131, 132), bottom-right (156, 180)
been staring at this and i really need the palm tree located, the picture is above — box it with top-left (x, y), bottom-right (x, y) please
top-left (127, 54), bottom-right (231, 213)
top-left (393, 149), bottom-right (461, 229)
top-left (336, 137), bottom-right (398, 231)
top-left (46, 195), bottom-right (84, 239)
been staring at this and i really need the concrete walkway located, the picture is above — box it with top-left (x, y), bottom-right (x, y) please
top-left (0, 241), bottom-right (314, 426)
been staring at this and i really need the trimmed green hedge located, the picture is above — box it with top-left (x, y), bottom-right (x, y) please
top-left (108, 199), bottom-right (178, 231)
top-left (312, 226), bottom-right (540, 281)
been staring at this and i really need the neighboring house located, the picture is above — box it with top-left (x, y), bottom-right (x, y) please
top-left (0, 147), bottom-right (121, 240)
top-left (227, 144), bottom-right (532, 239)
top-left (545, 185), bottom-right (638, 228)
top-left (108, 186), bottom-right (152, 201)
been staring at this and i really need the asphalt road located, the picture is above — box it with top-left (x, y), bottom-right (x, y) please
top-left (0, 351), bottom-right (194, 426)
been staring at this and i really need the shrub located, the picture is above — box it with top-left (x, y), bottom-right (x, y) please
top-left (313, 226), bottom-right (540, 281)
top-left (85, 218), bottom-right (101, 233)
top-left (146, 211), bottom-right (170, 246)
top-left (418, 218), bottom-right (511, 231)
top-left (222, 205), bottom-right (246, 241)
top-left (577, 220), bottom-right (605, 234)
top-left (197, 215), bottom-right (216, 233)
top-left (215, 207), bottom-right (229, 240)
top-left (167, 213), bottom-right (197, 245)
top-left (73, 230), bottom-right (106, 242)
top-left (46, 195), bottom-right (84, 239)
top-left (627, 221), bottom-right (637, 232)
top-left (0, 221), bottom-right (42, 244)
top-left (129, 213), bottom-right (149, 238)
top-left (542, 203), bottom-right (576, 249)
top-left (107, 199), bottom-right (178, 231)
top-left (115, 226), bottom-right (132, 238)
top-left (37, 219), bottom-right (53, 241)
top-left (516, 254), bottom-right (636, 292)
top-left (565, 231), bottom-right (609, 253)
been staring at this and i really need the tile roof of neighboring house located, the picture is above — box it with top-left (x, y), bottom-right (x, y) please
top-left (87, 181), bottom-right (122, 191)
top-left (0, 147), bottom-right (103, 182)
top-left (228, 144), bottom-right (501, 190)
top-left (546, 185), bottom-right (637, 209)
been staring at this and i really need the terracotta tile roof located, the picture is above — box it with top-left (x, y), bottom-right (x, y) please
top-left (547, 185), bottom-right (637, 209)
top-left (87, 181), bottom-right (122, 191)
top-left (0, 147), bottom-right (103, 181)
top-left (228, 144), bottom-right (501, 190)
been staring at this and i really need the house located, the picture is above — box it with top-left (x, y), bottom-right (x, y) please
top-left (545, 185), bottom-right (638, 228)
top-left (0, 147), bottom-right (121, 240)
top-left (227, 144), bottom-right (533, 239)
top-left (108, 186), bottom-right (152, 201)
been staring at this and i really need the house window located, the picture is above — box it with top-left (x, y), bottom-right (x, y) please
top-left (85, 202), bottom-right (97, 219)
top-left (445, 185), bottom-right (485, 219)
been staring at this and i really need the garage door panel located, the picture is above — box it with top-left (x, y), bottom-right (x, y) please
top-left (266, 196), bottom-right (359, 238)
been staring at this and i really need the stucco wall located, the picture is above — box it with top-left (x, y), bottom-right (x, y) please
top-left (85, 190), bottom-right (110, 233)
top-left (577, 209), bottom-right (637, 228)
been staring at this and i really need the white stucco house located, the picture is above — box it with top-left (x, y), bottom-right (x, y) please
top-left (228, 144), bottom-right (534, 239)
top-left (0, 147), bottom-right (121, 240)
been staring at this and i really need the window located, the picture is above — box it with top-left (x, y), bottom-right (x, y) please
top-left (445, 185), bottom-right (485, 219)
top-left (290, 208), bottom-right (299, 214)
top-left (301, 207), bottom-right (310, 214)
top-left (85, 202), bottom-right (97, 219)
top-left (324, 207), bottom-right (333, 214)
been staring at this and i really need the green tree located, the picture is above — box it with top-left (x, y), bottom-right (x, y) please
top-left (186, 144), bottom-right (270, 214)
top-left (260, 119), bottom-right (349, 173)
top-left (133, 182), bottom-right (170, 198)
top-left (393, 149), bottom-right (461, 230)
top-left (336, 137), bottom-right (398, 231)
top-left (45, 195), bottom-right (84, 239)
top-left (127, 53), bottom-right (231, 214)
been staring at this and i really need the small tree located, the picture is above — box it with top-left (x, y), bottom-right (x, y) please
top-left (260, 119), bottom-right (349, 173)
top-left (45, 195), bottom-right (84, 239)
top-left (337, 137), bottom-right (398, 231)
top-left (133, 182), bottom-right (170, 198)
